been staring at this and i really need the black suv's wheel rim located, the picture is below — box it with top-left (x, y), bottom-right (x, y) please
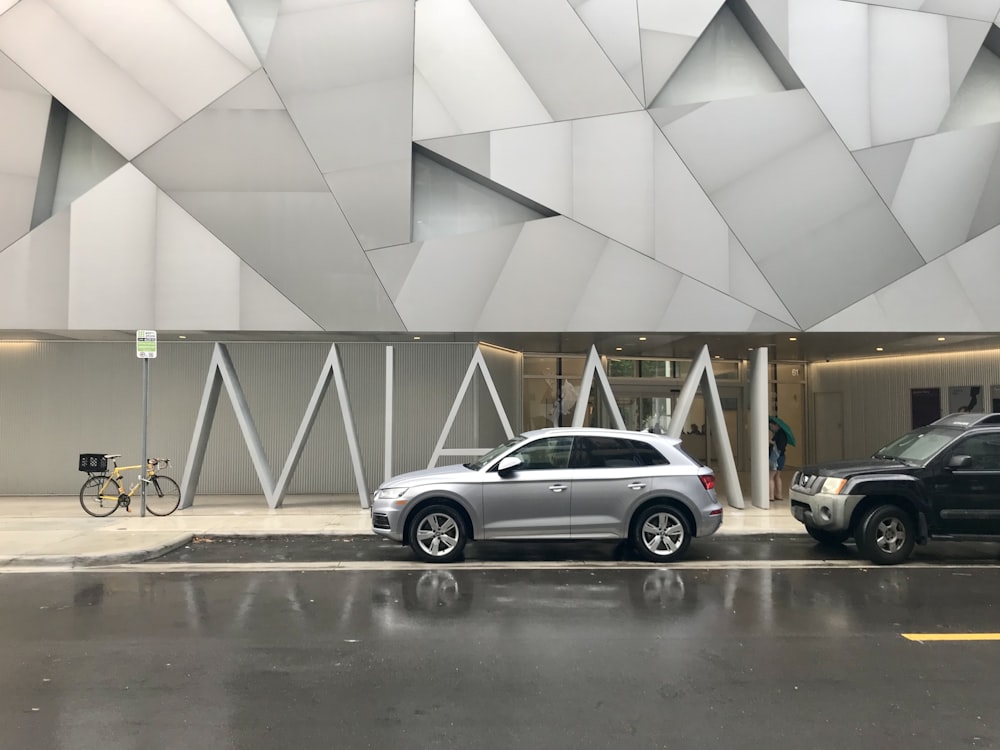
top-left (641, 511), bottom-right (685, 556)
top-left (415, 513), bottom-right (460, 557)
top-left (875, 517), bottom-right (906, 554)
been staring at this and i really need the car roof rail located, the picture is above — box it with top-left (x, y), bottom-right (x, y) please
top-left (933, 412), bottom-right (1000, 428)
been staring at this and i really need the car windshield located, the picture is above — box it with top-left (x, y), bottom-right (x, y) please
top-left (466, 435), bottom-right (528, 471)
top-left (874, 427), bottom-right (957, 463)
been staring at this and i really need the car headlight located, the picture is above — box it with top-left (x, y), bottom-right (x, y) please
top-left (821, 477), bottom-right (847, 494)
top-left (376, 487), bottom-right (408, 500)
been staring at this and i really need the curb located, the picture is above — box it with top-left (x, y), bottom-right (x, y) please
top-left (0, 533), bottom-right (194, 568)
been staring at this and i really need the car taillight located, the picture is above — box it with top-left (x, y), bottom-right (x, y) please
top-left (699, 474), bottom-right (716, 490)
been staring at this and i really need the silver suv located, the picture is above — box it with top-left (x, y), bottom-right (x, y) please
top-left (371, 427), bottom-right (723, 563)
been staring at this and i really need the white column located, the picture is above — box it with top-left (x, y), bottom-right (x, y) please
top-left (750, 347), bottom-right (770, 509)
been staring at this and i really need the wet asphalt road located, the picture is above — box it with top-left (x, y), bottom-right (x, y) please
top-left (2, 560), bottom-right (1000, 750)
top-left (152, 533), bottom-right (1000, 566)
top-left (5, 533), bottom-right (1000, 749)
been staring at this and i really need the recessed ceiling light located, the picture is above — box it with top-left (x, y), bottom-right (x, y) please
top-left (713, 355), bottom-right (720, 359)
top-left (876, 347), bottom-right (884, 352)
top-left (178, 335), bottom-right (187, 340)
top-left (937, 336), bottom-right (946, 341)
top-left (413, 336), bottom-right (421, 340)
top-left (638, 336), bottom-right (647, 341)
top-left (615, 347), bottom-right (622, 351)
top-left (788, 337), bottom-right (797, 341)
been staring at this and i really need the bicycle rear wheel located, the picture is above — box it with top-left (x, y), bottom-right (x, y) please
top-left (80, 475), bottom-right (118, 517)
top-left (145, 475), bottom-right (180, 516)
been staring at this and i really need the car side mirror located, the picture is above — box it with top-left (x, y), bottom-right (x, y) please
top-left (947, 454), bottom-right (972, 470)
top-left (497, 456), bottom-right (523, 475)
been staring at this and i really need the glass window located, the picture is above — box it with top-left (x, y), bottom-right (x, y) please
top-left (523, 357), bottom-right (558, 377)
top-left (639, 360), bottom-right (668, 378)
top-left (874, 428), bottom-right (958, 464)
top-left (948, 434), bottom-right (1000, 471)
top-left (511, 436), bottom-right (574, 470)
top-left (629, 439), bottom-right (668, 466)
top-left (608, 358), bottom-right (637, 377)
top-left (469, 436), bottom-right (526, 471)
top-left (571, 436), bottom-right (645, 469)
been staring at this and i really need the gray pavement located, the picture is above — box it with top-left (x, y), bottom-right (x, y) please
top-left (0, 494), bottom-right (805, 568)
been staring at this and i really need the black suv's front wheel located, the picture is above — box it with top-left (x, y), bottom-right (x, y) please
top-left (855, 504), bottom-right (915, 565)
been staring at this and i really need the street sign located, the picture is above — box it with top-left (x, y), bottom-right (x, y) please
top-left (136, 329), bottom-right (157, 359)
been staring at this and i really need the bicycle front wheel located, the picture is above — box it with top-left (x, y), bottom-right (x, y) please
top-left (145, 475), bottom-right (180, 516)
top-left (80, 475), bottom-right (118, 517)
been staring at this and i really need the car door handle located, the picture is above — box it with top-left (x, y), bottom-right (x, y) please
top-left (627, 482), bottom-right (646, 490)
top-left (548, 484), bottom-right (568, 493)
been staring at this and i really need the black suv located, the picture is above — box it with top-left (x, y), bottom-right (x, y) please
top-left (789, 413), bottom-right (1000, 564)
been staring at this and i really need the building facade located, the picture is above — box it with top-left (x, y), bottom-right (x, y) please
top-left (3, 0), bottom-right (1000, 498)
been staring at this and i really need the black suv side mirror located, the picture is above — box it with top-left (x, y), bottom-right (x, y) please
top-left (947, 454), bottom-right (973, 470)
top-left (497, 456), bottom-right (523, 476)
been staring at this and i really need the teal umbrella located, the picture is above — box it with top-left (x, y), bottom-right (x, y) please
top-left (769, 415), bottom-right (796, 447)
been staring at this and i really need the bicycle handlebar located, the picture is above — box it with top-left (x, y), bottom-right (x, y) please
top-left (146, 458), bottom-right (171, 470)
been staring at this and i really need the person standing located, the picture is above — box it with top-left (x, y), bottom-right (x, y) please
top-left (769, 420), bottom-right (788, 502)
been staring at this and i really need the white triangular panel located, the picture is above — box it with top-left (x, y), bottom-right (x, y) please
top-left (639, 30), bottom-right (699, 105)
top-left (571, 0), bottom-right (643, 99)
top-left (476, 217), bottom-right (607, 331)
top-left (948, 15), bottom-right (990, 94)
top-left (394, 223), bottom-right (523, 330)
top-left (417, 132), bottom-right (492, 177)
top-left (568, 241), bottom-right (681, 330)
top-left (225, 0), bottom-right (280, 62)
top-left (367, 243), bottom-right (424, 302)
top-left (659, 276), bottom-right (759, 330)
top-left (0, 210), bottom-right (69, 327)
top-left (652, 5), bottom-right (786, 108)
top-left (638, 0), bottom-right (723, 105)
top-left (939, 45), bottom-right (1000, 132)
top-left (0, 0), bottom-right (258, 159)
top-left (811, 257), bottom-right (983, 331)
top-left (745, 0), bottom-right (790, 56)
top-left (413, 0), bottom-right (552, 140)
top-left (210, 68), bottom-right (284, 110)
top-left (728, 233), bottom-right (798, 326)
top-left (854, 140), bottom-right (915, 205)
top-left (154, 192), bottom-right (318, 330)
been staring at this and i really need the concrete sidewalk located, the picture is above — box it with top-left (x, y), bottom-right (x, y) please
top-left (0, 494), bottom-right (805, 568)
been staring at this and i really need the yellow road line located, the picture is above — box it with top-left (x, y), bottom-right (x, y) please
top-left (903, 633), bottom-right (1000, 642)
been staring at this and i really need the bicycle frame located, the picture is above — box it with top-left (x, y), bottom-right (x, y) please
top-left (96, 459), bottom-right (166, 501)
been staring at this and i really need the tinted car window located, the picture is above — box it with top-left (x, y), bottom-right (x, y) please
top-left (510, 436), bottom-right (574, 471)
top-left (571, 436), bottom-right (645, 469)
top-left (628, 439), bottom-right (668, 466)
top-left (947, 434), bottom-right (1000, 471)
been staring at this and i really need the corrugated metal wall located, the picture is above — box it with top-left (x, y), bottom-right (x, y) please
top-left (809, 349), bottom-right (1000, 460)
top-left (0, 340), bottom-right (517, 496)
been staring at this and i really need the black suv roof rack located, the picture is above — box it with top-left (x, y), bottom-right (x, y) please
top-left (932, 412), bottom-right (1000, 428)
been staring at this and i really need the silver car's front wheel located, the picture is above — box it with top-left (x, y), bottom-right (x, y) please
top-left (632, 505), bottom-right (692, 563)
top-left (407, 504), bottom-right (467, 563)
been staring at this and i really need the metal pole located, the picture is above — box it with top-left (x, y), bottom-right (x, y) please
top-left (140, 357), bottom-right (148, 516)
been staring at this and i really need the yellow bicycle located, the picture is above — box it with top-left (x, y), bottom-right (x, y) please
top-left (78, 453), bottom-right (180, 517)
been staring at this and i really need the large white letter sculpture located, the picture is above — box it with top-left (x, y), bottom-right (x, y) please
top-left (667, 345), bottom-right (745, 509)
top-left (427, 347), bottom-right (515, 468)
top-left (179, 343), bottom-right (369, 510)
top-left (572, 346), bottom-right (626, 429)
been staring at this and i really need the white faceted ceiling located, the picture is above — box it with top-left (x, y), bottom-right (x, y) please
top-left (0, 0), bottom-right (1000, 334)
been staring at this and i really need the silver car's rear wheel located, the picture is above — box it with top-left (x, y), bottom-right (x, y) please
top-left (631, 505), bottom-right (692, 563)
top-left (407, 504), bottom-right (467, 563)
